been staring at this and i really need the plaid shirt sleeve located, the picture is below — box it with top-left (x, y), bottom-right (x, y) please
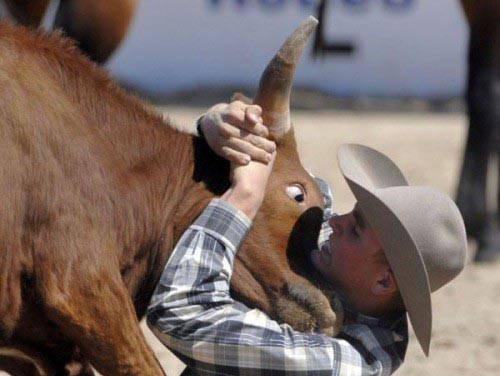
top-left (147, 198), bottom-right (407, 376)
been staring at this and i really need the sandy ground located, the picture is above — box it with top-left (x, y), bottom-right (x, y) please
top-left (3, 107), bottom-right (499, 375)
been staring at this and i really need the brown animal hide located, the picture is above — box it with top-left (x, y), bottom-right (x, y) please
top-left (0, 17), bottom-right (340, 375)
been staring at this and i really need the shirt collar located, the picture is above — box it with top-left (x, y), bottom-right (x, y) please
top-left (336, 295), bottom-right (407, 330)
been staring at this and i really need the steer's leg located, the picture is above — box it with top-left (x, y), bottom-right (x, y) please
top-left (0, 352), bottom-right (94, 376)
top-left (0, 355), bottom-right (45, 376)
top-left (38, 251), bottom-right (165, 376)
top-left (0, 343), bottom-right (61, 376)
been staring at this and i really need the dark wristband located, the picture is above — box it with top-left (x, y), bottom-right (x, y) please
top-left (195, 115), bottom-right (205, 138)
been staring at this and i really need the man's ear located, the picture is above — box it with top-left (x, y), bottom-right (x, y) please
top-left (371, 269), bottom-right (398, 296)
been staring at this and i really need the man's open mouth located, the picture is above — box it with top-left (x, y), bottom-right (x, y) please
top-left (313, 243), bottom-right (332, 262)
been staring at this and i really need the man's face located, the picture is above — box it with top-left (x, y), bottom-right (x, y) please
top-left (311, 204), bottom-right (385, 302)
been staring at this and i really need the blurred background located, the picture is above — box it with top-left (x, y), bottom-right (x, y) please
top-left (108, 0), bottom-right (467, 99)
top-left (1, 0), bottom-right (499, 375)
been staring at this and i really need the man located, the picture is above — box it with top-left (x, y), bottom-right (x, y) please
top-left (147, 101), bottom-right (468, 375)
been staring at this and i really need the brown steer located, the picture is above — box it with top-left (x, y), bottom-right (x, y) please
top-left (0, 17), bottom-right (339, 375)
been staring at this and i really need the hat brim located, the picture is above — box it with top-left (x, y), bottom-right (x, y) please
top-left (337, 144), bottom-right (432, 356)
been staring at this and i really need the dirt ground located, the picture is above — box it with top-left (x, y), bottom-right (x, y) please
top-left (3, 107), bottom-right (499, 375)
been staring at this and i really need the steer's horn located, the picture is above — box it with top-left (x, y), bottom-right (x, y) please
top-left (254, 16), bottom-right (318, 139)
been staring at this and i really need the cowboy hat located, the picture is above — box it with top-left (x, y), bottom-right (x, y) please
top-left (337, 144), bottom-right (467, 356)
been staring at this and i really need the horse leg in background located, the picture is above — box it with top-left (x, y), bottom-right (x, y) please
top-left (476, 23), bottom-right (500, 262)
top-left (456, 28), bottom-right (492, 242)
top-left (3, 0), bottom-right (50, 27)
top-left (53, 0), bottom-right (138, 64)
top-left (457, 1), bottom-right (500, 262)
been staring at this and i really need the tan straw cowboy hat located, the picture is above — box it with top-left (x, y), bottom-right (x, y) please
top-left (337, 144), bottom-right (468, 356)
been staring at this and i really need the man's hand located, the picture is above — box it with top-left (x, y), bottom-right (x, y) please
top-left (221, 151), bottom-right (276, 220)
top-left (200, 100), bottom-right (276, 165)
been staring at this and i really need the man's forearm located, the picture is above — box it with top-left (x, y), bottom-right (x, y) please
top-left (220, 186), bottom-right (261, 220)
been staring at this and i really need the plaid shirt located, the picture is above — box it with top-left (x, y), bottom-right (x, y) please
top-left (147, 179), bottom-right (408, 375)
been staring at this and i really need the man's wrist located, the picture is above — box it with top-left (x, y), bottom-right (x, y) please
top-left (221, 186), bottom-right (263, 220)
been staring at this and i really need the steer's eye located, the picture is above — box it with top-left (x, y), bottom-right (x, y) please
top-left (286, 185), bottom-right (305, 203)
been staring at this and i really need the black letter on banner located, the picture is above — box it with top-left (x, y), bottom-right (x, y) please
top-left (313, 0), bottom-right (355, 59)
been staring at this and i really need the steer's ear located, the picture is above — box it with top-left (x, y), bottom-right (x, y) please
top-left (253, 16), bottom-right (318, 141)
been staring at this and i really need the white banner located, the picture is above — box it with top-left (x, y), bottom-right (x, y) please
top-left (107, 0), bottom-right (468, 98)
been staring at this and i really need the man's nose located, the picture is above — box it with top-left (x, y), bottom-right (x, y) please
top-left (329, 216), bottom-right (344, 237)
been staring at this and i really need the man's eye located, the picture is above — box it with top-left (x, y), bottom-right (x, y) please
top-left (351, 225), bottom-right (359, 237)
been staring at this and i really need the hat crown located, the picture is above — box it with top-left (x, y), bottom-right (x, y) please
top-left (373, 187), bottom-right (467, 292)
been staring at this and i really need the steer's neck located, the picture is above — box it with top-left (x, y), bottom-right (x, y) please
top-left (113, 116), bottom-right (230, 315)
top-left (169, 135), bottom-right (231, 242)
top-left (120, 122), bottom-right (230, 244)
